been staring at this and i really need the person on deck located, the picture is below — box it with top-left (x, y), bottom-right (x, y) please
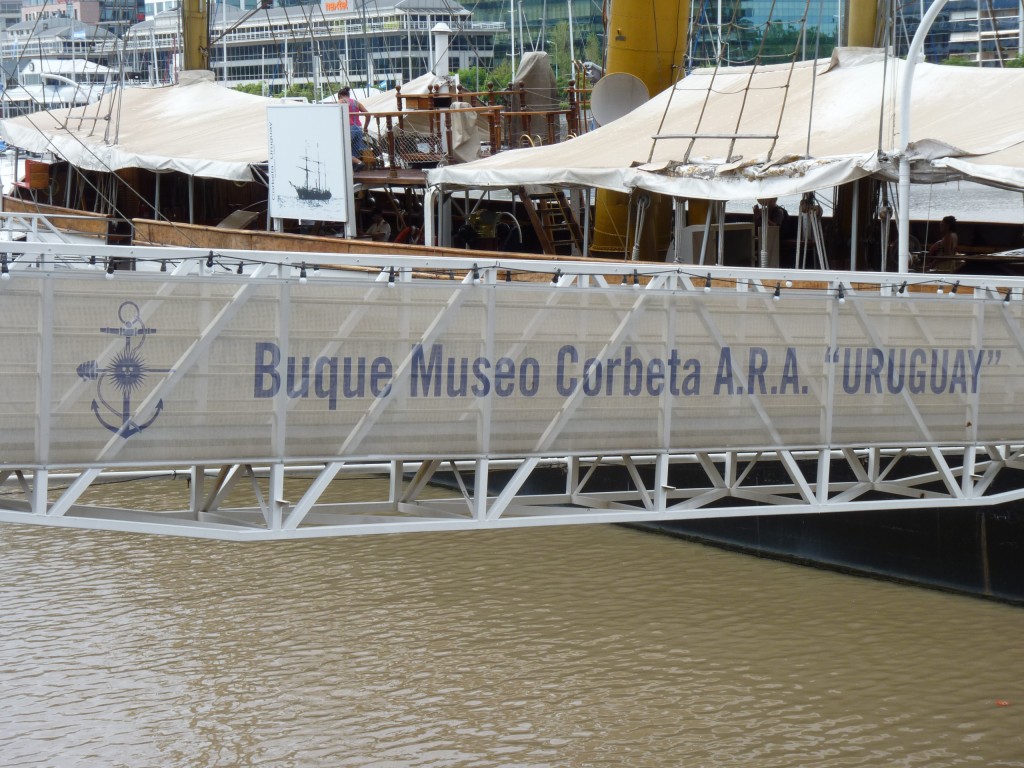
top-left (338, 86), bottom-right (368, 170)
top-left (928, 215), bottom-right (959, 258)
top-left (365, 210), bottom-right (391, 242)
top-left (753, 198), bottom-right (787, 228)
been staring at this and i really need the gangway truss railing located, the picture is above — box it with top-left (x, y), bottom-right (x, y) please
top-left (2, 237), bottom-right (1024, 540)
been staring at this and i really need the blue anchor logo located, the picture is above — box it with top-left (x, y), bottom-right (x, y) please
top-left (77, 301), bottom-right (174, 438)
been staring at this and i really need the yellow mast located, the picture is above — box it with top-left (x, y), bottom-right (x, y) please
top-left (181, 0), bottom-right (210, 72)
top-left (847, 0), bottom-right (882, 47)
top-left (589, 0), bottom-right (690, 260)
top-left (835, 0), bottom-right (881, 267)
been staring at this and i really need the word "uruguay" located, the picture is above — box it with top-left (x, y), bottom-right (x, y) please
top-left (829, 347), bottom-right (994, 395)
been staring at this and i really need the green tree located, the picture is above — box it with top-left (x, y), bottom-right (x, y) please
top-left (546, 21), bottom-right (572, 83)
top-left (284, 83), bottom-right (316, 100)
top-left (457, 60), bottom-right (515, 94)
top-left (457, 65), bottom-right (492, 92)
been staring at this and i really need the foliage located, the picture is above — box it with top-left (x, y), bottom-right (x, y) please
top-left (546, 21), bottom-right (573, 81)
top-left (1007, 55), bottom-right (1024, 68)
top-left (457, 60), bottom-right (513, 93)
top-left (942, 55), bottom-right (975, 66)
top-left (457, 24), bottom-right (600, 95)
top-left (582, 31), bottom-right (601, 65)
top-left (284, 83), bottom-right (316, 100)
top-left (457, 66), bottom-right (493, 93)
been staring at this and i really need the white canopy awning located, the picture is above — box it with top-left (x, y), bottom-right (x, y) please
top-left (428, 49), bottom-right (1024, 198)
top-left (0, 71), bottom-right (279, 182)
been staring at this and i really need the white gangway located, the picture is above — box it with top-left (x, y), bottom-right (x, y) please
top-left (3, 217), bottom-right (1024, 539)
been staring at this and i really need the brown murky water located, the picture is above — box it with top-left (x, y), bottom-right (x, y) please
top-left (2, 477), bottom-right (1023, 767)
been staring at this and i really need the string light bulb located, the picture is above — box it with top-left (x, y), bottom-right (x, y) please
top-left (949, 280), bottom-right (959, 296)
top-left (206, 251), bottom-right (214, 269)
top-left (388, 266), bottom-right (396, 287)
top-left (105, 260), bottom-right (115, 279)
top-left (552, 269), bottom-right (562, 285)
top-left (0, 255), bottom-right (9, 281)
top-left (471, 263), bottom-right (480, 284)
top-left (633, 269), bottom-right (640, 288)
top-left (236, 261), bottom-right (244, 275)
top-left (898, 280), bottom-right (907, 295)
top-left (837, 283), bottom-right (846, 304)
top-left (505, 269), bottom-right (512, 283)
top-left (704, 273), bottom-right (712, 293)
top-left (160, 260), bottom-right (168, 273)
top-left (1005, 289), bottom-right (1013, 304)
top-left (773, 282), bottom-right (781, 302)
top-left (298, 263), bottom-right (308, 284)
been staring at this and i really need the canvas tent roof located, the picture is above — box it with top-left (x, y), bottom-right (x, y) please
top-left (0, 71), bottom-right (278, 182)
top-left (428, 48), bottom-right (1024, 198)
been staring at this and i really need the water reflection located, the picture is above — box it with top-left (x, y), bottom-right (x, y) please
top-left (2, 479), bottom-right (1023, 767)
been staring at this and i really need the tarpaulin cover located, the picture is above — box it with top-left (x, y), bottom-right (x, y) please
top-left (428, 48), bottom-right (1024, 198)
top-left (0, 71), bottom-right (277, 182)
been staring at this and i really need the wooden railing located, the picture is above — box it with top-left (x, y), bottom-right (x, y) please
top-left (360, 80), bottom-right (592, 169)
top-left (364, 106), bottom-right (504, 170)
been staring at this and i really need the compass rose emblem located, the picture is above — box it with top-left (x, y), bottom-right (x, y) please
top-left (77, 301), bottom-right (174, 438)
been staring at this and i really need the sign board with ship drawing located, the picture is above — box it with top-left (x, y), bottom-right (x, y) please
top-left (267, 104), bottom-right (354, 230)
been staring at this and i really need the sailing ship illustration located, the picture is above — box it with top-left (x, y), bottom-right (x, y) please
top-left (290, 146), bottom-right (332, 201)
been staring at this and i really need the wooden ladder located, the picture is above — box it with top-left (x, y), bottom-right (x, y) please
top-left (516, 188), bottom-right (584, 256)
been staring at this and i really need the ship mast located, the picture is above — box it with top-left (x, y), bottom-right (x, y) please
top-left (589, 0), bottom-right (689, 260)
top-left (181, 0), bottom-right (211, 71)
top-left (832, 0), bottom-right (881, 271)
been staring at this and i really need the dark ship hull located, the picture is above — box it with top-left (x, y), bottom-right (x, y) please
top-left (446, 463), bottom-right (1024, 606)
top-left (633, 505), bottom-right (1024, 605)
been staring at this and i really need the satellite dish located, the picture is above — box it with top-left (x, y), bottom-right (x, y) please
top-left (590, 73), bottom-right (649, 127)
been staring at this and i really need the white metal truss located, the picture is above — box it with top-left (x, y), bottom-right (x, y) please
top-left (4, 445), bottom-right (1024, 540)
top-left (4, 234), bottom-right (1024, 539)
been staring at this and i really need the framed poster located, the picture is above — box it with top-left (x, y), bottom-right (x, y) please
top-left (267, 103), bottom-right (354, 227)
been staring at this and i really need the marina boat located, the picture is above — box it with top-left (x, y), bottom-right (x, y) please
top-left (1, 0), bottom-right (1023, 604)
top-left (0, 57), bottom-right (116, 119)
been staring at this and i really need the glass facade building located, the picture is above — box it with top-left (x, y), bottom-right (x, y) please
top-left (123, 0), bottom-right (502, 89)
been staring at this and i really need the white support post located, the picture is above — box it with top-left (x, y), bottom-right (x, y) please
top-left (815, 449), bottom-right (830, 505)
top-left (390, 460), bottom-right (403, 504)
top-left (473, 458), bottom-right (489, 520)
top-left (269, 462), bottom-right (285, 530)
top-left (724, 451), bottom-right (737, 491)
top-left (37, 279), bottom-right (53, 470)
top-left (898, 0), bottom-right (951, 273)
top-left (191, 465), bottom-right (206, 518)
top-left (654, 452), bottom-right (670, 511)
top-left (963, 447), bottom-right (977, 498)
top-left (850, 181), bottom-right (859, 271)
top-left (31, 469), bottom-right (48, 516)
